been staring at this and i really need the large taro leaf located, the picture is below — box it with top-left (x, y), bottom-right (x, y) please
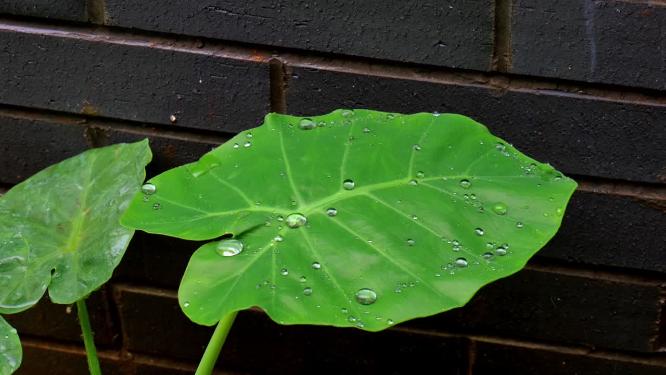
top-left (121, 110), bottom-right (577, 331)
top-left (0, 316), bottom-right (20, 375)
top-left (0, 141), bottom-right (151, 313)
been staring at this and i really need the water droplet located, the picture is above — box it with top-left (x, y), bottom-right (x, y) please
top-left (406, 239), bottom-right (415, 246)
top-left (459, 179), bottom-right (471, 189)
top-left (411, 215), bottom-right (418, 220)
top-left (243, 141), bottom-right (252, 148)
top-left (183, 301), bottom-right (190, 308)
top-left (363, 127), bottom-right (371, 133)
top-left (492, 202), bottom-right (508, 215)
top-left (274, 235), bottom-right (283, 242)
top-left (152, 203), bottom-right (161, 210)
top-left (482, 252), bottom-right (494, 259)
top-left (326, 208), bottom-right (338, 217)
top-left (276, 215), bottom-right (284, 222)
top-left (233, 143), bottom-right (240, 149)
top-left (341, 307), bottom-right (349, 314)
top-left (169, 114), bottom-right (177, 123)
top-left (516, 221), bottom-right (524, 229)
top-left (342, 110), bottom-right (354, 118)
top-left (416, 171), bottom-right (425, 178)
top-left (141, 183), bottom-right (156, 195)
top-left (216, 239), bottom-right (244, 257)
top-left (355, 288), bottom-right (377, 305)
top-left (474, 228), bottom-right (485, 236)
top-left (387, 319), bottom-right (395, 325)
top-left (412, 144), bottom-right (422, 151)
top-left (386, 113), bottom-right (396, 120)
top-left (286, 213), bottom-right (307, 228)
top-left (409, 179), bottom-right (419, 186)
top-left (348, 316), bottom-right (357, 323)
top-left (299, 118), bottom-right (316, 130)
top-left (280, 268), bottom-right (288, 276)
top-left (495, 245), bottom-right (508, 256)
top-left (343, 179), bottom-right (356, 190)
top-left (496, 142), bottom-right (506, 152)
top-left (312, 262), bottom-right (321, 270)
top-left (246, 132), bottom-right (253, 138)
top-left (454, 258), bottom-right (468, 267)
top-left (433, 111), bottom-right (441, 117)
top-left (299, 276), bottom-right (307, 283)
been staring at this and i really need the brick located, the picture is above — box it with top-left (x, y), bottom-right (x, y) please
top-left (0, 22), bottom-right (270, 132)
top-left (285, 66), bottom-right (666, 183)
top-left (91, 125), bottom-right (222, 178)
top-left (19, 342), bottom-right (199, 375)
top-left (114, 285), bottom-right (467, 373)
top-left (408, 269), bottom-right (662, 352)
top-left (541, 191), bottom-right (666, 273)
top-left (0, 113), bottom-right (89, 185)
top-left (473, 340), bottom-right (666, 375)
top-left (0, 0), bottom-right (87, 22)
top-left (113, 232), bottom-right (203, 289)
top-left (19, 344), bottom-right (123, 375)
top-left (104, 0), bottom-right (494, 70)
top-left (5, 290), bottom-right (116, 348)
top-left (511, 0), bottom-right (665, 90)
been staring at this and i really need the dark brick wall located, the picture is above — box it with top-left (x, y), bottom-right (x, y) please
top-left (0, 1), bottom-right (664, 374)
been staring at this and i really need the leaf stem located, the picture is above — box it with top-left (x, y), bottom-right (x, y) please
top-left (76, 298), bottom-right (102, 375)
top-left (195, 312), bottom-right (238, 375)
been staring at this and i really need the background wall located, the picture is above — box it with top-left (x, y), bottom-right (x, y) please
top-left (0, 1), bottom-right (665, 374)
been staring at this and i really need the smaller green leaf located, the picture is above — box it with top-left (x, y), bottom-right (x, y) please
top-left (0, 141), bottom-right (152, 313)
top-left (0, 316), bottom-right (21, 375)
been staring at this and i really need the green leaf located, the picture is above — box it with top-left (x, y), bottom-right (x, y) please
top-left (0, 141), bottom-right (152, 313)
top-left (121, 110), bottom-right (576, 331)
top-left (0, 316), bottom-right (21, 375)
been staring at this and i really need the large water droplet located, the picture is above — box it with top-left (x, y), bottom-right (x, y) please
top-left (286, 213), bottom-right (307, 228)
top-left (474, 228), bottom-right (484, 236)
top-left (299, 118), bottom-right (316, 130)
top-left (459, 179), bottom-right (471, 189)
top-left (492, 202), bottom-right (508, 215)
top-left (454, 258), bottom-right (468, 267)
top-left (312, 262), bottom-right (321, 270)
top-left (343, 179), bottom-right (356, 190)
top-left (141, 183), bottom-right (156, 195)
top-left (355, 288), bottom-right (377, 305)
top-left (216, 239), bottom-right (244, 257)
top-left (326, 208), bottom-right (338, 217)
top-left (303, 287), bottom-right (313, 296)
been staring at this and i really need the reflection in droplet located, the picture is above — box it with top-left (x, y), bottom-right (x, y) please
top-left (482, 252), bottom-right (494, 259)
top-left (141, 183), bottom-right (156, 195)
top-left (280, 268), bottom-right (289, 276)
top-left (343, 179), bottom-right (356, 190)
top-left (312, 262), bottom-right (321, 270)
top-left (409, 179), bottom-right (418, 186)
top-left (299, 118), bottom-right (316, 130)
top-left (326, 208), bottom-right (338, 217)
top-left (216, 239), bottom-right (244, 257)
top-left (355, 288), bottom-right (377, 305)
top-left (492, 202), bottom-right (508, 215)
top-left (286, 213), bottom-right (307, 228)
top-left (474, 228), bottom-right (484, 236)
top-left (459, 179), bottom-right (471, 189)
top-left (454, 258), bottom-right (468, 267)
top-left (303, 287), bottom-right (313, 296)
